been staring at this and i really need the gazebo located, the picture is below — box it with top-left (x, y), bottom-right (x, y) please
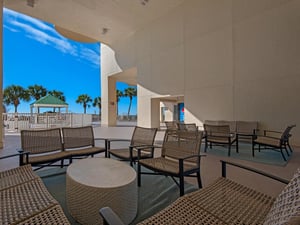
top-left (30, 94), bottom-right (68, 113)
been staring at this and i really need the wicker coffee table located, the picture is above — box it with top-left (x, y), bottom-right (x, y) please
top-left (66, 158), bottom-right (137, 225)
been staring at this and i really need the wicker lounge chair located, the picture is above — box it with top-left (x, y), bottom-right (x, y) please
top-left (100, 160), bottom-right (300, 225)
top-left (252, 124), bottom-right (296, 161)
top-left (137, 129), bottom-right (203, 196)
top-left (0, 154), bottom-right (70, 225)
top-left (107, 126), bottom-right (157, 166)
top-left (204, 124), bottom-right (236, 156)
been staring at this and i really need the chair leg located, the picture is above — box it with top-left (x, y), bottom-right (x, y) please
top-left (197, 171), bottom-right (202, 189)
top-left (284, 146), bottom-right (290, 156)
top-left (287, 142), bottom-right (293, 153)
top-left (280, 147), bottom-right (287, 161)
top-left (228, 145), bottom-right (231, 157)
top-left (179, 175), bottom-right (184, 196)
top-left (137, 162), bottom-right (141, 187)
top-left (252, 142), bottom-right (255, 157)
top-left (204, 139), bottom-right (208, 152)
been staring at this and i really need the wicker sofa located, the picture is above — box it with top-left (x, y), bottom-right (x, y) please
top-left (0, 154), bottom-right (70, 225)
top-left (100, 160), bottom-right (300, 225)
top-left (19, 126), bottom-right (106, 170)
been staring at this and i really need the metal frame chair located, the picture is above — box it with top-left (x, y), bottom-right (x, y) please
top-left (252, 124), bottom-right (296, 161)
top-left (107, 126), bottom-right (158, 166)
top-left (203, 124), bottom-right (236, 156)
top-left (137, 130), bottom-right (203, 196)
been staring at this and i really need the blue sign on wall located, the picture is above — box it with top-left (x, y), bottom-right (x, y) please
top-left (178, 103), bottom-right (184, 122)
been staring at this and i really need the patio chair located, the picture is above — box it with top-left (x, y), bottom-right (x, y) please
top-left (107, 126), bottom-right (157, 166)
top-left (178, 123), bottom-right (198, 132)
top-left (165, 121), bottom-right (179, 131)
top-left (252, 124), bottom-right (296, 161)
top-left (203, 124), bottom-right (236, 156)
top-left (137, 129), bottom-right (203, 196)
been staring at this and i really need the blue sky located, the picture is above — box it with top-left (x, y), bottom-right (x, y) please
top-left (3, 8), bottom-right (136, 115)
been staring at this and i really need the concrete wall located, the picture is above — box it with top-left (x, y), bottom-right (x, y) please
top-left (103, 0), bottom-right (300, 145)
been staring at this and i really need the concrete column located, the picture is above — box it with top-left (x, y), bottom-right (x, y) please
top-left (100, 44), bottom-right (121, 127)
top-left (107, 77), bottom-right (117, 126)
top-left (0, 1), bottom-right (4, 148)
top-left (151, 98), bottom-right (160, 128)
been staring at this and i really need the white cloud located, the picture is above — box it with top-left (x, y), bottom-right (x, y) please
top-left (4, 8), bottom-right (99, 67)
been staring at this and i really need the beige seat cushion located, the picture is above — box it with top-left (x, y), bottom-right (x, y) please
top-left (263, 168), bottom-right (300, 225)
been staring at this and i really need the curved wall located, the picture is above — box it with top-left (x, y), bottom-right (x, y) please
top-left (103, 0), bottom-right (300, 145)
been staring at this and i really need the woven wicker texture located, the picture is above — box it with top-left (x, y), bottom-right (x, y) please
top-left (162, 131), bottom-right (202, 163)
top-left (138, 157), bottom-right (198, 174)
top-left (62, 126), bottom-right (95, 149)
top-left (17, 205), bottom-right (70, 225)
top-left (140, 177), bottom-right (275, 225)
top-left (0, 178), bottom-right (58, 225)
top-left (139, 196), bottom-right (225, 225)
top-left (21, 128), bottom-right (63, 154)
top-left (62, 126), bottom-right (106, 156)
top-left (236, 121), bottom-right (258, 134)
top-left (263, 168), bottom-right (300, 225)
top-left (66, 158), bottom-right (137, 225)
top-left (0, 165), bottom-right (37, 191)
top-left (139, 130), bottom-right (202, 174)
top-left (185, 177), bottom-right (275, 225)
top-left (204, 124), bottom-right (235, 143)
top-left (109, 126), bottom-right (157, 160)
top-left (109, 148), bottom-right (152, 160)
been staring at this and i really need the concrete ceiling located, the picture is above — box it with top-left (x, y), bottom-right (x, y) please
top-left (4, 0), bottom-right (185, 45)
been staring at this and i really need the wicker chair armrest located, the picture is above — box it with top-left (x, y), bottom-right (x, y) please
top-left (220, 160), bottom-right (289, 184)
top-left (99, 207), bottom-right (125, 225)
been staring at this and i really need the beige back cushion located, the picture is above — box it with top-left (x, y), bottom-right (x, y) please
top-left (263, 168), bottom-right (300, 225)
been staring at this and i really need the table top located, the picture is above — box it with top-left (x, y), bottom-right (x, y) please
top-left (67, 158), bottom-right (136, 188)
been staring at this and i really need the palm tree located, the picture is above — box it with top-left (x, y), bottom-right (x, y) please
top-left (27, 84), bottom-right (47, 100)
top-left (48, 90), bottom-right (66, 112)
top-left (124, 87), bottom-right (137, 119)
top-left (116, 89), bottom-right (123, 117)
top-left (93, 97), bottom-right (101, 116)
top-left (76, 94), bottom-right (92, 114)
top-left (3, 85), bottom-right (30, 113)
top-left (48, 90), bottom-right (66, 102)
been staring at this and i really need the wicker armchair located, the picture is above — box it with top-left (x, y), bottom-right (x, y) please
top-left (137, 130), bottom-right (203, 196)
top-left (252, 124), bottom-right (296, 161)
top-left (100, 161), bottom-right (300, 225)
top-left (204, 124), bottom-right (236, 156)
top-left (108, 126), bottom-right (157, 166)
